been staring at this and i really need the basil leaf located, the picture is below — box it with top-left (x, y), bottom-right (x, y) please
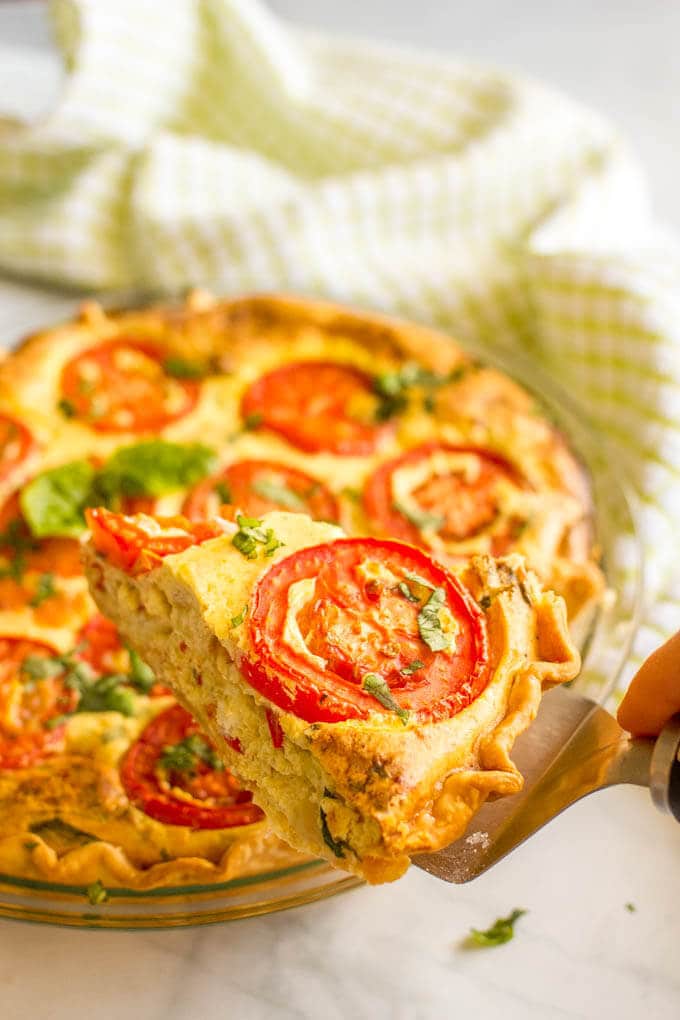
top-left (251, 477), bottom-right (306, 511)
top-left (232, 514), bottom-right (283, 560)
top-left (160, 734), bottom-right (224, 774)
top-left (20, 656), bottom-right (64, 681)
top-left (163, 356), bottom-right (207, 379)
top-left (362, 673), bottom-right (409, 724)
top-left (373, 362), bottom-right (472, 421)
top-left (417, 587), bottom-right (451, 652)
top-left (57, 398), bottom-right (76, 419)
top-left (230, 605), bottom-right (247, 628)
top-left (319, 806), bottom-right (348, 858)
top-left (29, 573), bottom-right (57, 608)
top-left (96, 441), bottom-right (217, 501)
top-left (76, 675), bottom-right (136, 716)
top-left (400, 660), bottom-right (424, 675)
top-left (127, 648), bottom-right (155, 693)
top-left (0, 519), bottom-right (39, 582)
top-left (20, 460), bottom-right (96, 538)
top-left (397, 581), bottom-right (420, 603)
top-left (394, 500), bottom-right (443, 532)
top-left (404, 571), bottom-right (436, 591)
top-left (214, 480), bottom-right (232, 504)
top-left (86, 880), bottom-right (109, 906)
top-left (469, 909), bottom-right (526, 948)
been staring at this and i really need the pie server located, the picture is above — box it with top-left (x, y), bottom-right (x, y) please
top-left (414, 685), bottom-right (680, 882)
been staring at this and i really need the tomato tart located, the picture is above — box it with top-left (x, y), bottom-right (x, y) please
top-left (0, 290), bottom-right (600, 890)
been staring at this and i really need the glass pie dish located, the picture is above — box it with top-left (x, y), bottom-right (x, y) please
top-left (0, 302), bottom-right (643, 928)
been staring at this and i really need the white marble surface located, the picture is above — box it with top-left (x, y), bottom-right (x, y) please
top-left (1, 5), bottom-right (680, 1019)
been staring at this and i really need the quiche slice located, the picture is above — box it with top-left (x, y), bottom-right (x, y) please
top-left (84, 507), bottom-right (580, 884)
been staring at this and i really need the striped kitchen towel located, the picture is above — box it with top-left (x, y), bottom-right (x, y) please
top-left (0, 0), bottom-right (678, 695)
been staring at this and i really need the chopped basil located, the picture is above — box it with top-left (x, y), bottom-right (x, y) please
top-left (417, 587), bottom-right (451, 652)
top-left (21, 645), bottom-right (146, 719)
top-left (57, 397), bottom-right (76, 419)
top-left (230, 605), bottom-right (248, 628)
top-left (74, 674), bottom-right (136, 716)
top-left (397, 581), bottom-right (420, 603)
top-left (19, 442), bottom-right (216, 539)
top-left (232, 514), bottom-right (283, 560)
top-left (625, 902), bottom-right (636, 913)
top-left (127, 648), bottom-right (156, 693)
top-left (393, 500), bottom-right (443, 532)
top-left (162, 356), bottom-right (207, 379)
top-left (373, 362), bottom-right (473, 421)
top-left (319, 806), bottom-right (348, 858)
top-left (400, 660), bottom-right (424, 675)
top-left (29, 572), bottom-right (57, 608)
top-left (340, 486), bottom-right (361, 503)
top-left (20, 460), bottom-right (96, 538)
top-left (478, 594), bottom-right (492, 611)
top-left (0, 519), bottom-right (39, 582)
top-left (86, 880), bottom-right (109, 906)
top-left (160, 734), bottom-right (224, 774)
top-left (20, 655), bottom-right (65, 681)
top-left (251, 477), bottom-right (306, 511)
top-left (404, 570), bottom-right (436, 592)
top-left (362, 673), bottom-right (409, 724)
top-left (23, 840), bottom-right (39, 851)
top-left (468, 909), bottom-right (526, 948)
top-left (214, 480), bottom-right (232, 504)
top-left (243, 412), bottom-right (263, 430)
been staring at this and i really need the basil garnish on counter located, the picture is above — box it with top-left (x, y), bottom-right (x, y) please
top-left (20, 441), bottom-right (217, 539)
top-left (468, 909), bottom-right (527, 948)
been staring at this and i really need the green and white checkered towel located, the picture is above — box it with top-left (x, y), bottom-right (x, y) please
top-left (1, 0), bottom-right (679, 696)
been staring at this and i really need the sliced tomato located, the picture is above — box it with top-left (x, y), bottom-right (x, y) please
top-left (121, 704), bottom-right (263, 829)
top-left (0, 414), bottom-right (34, 482)
top-left (86, 507), bottom-right (227, 574)
top-left (240, 361), bottom-right (393, 455)
top-left (60, 338), bottom-right (200, 432)
top-left (183, 459), bottom-right (339, 523)
top-left (363, 443), bottom-right (527, 557)
top-left (0, 637), bottom-right (77, 768)
top-left (243, 537), bottom-right (489, 725)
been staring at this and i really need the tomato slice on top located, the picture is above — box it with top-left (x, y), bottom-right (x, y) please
top-left (243, 537), bottom-right (488, 725)
top-left (183, 459), bottom-right (339, 524)
top-left (363, 443), bottom-right (527, 558)
top-left (86, 507), bottom-right (227, 574)
top-left (121, 704), bottom-right (263, 829)
top-left (240, 361), bottom-right (393, 455)
top-left (0, 637), bottom-right (77, 768)
top-left (60, 338), bottom-right (200, 432)
top-left (0, 414), bottom-right (34, 482)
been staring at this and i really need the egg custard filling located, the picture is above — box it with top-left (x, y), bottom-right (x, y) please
top-left (84, 507), bottom-right (580, 884)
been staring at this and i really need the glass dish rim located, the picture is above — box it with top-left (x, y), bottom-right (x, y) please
top-left (0, 298), bottom-right (644, 925)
